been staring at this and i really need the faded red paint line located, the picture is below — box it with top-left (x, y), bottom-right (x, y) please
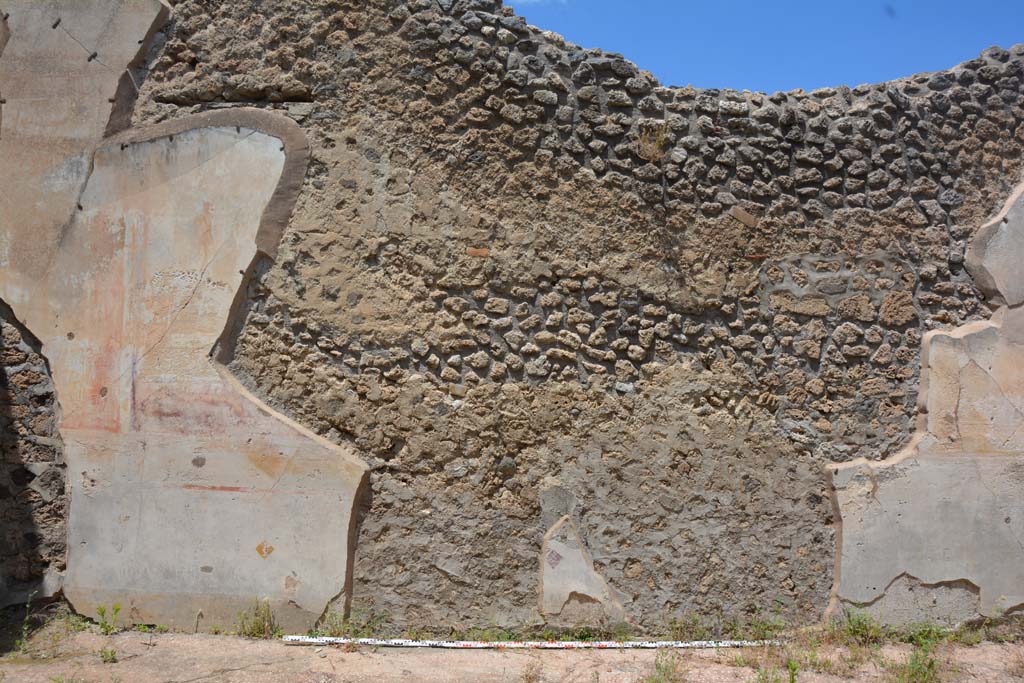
top-left (175, 483), bottom-right (340, 497)
top-left (181, 484), bottom-right (253, 493)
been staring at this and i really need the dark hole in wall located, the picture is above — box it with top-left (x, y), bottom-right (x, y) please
top-left (9, 467), bottom-right (35, 487)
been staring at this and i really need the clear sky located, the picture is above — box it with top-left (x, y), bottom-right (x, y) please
top-left (505, 0), bottom-right (1024, 93)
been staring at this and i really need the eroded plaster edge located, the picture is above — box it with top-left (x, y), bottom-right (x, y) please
top-left (822, 432), bottom-right (926, 623)
top-left (103, 108), bottom-right (310, 260)
top-left (841, 573), bottom-right (981, 610)
top-left (965, 177), bottom-right (1024, 305)
top-left (825, 175), bottom-right (1024, 623)
top-left (98, 108), bottom-right (362, 484)
top-left (214, 365), bottom-right (368, 478)
top-left (539, 515), bottom-right (626, 623)
top-left (63, 110), bottom-right (366, 625)
top-left (103, 0), bottom-right (170, 137)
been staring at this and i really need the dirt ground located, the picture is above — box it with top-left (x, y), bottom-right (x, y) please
top-left (1, 628), bottom-right (1023, 683)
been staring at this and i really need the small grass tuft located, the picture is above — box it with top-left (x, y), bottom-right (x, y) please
top-left (95, 603), bottom-right (121, 636)
top-left (899, 623), bottom-right (948, 648)
top-left (785, 657), bottom-right (799, 683)
top-left (730, 629), bottom-right (870, 679)
top-left (555, 625), bottom-right (601, 642)
top-left (98, 646), bottom-right (117, 664)
top-left (949, 625), bottom-right (984, 646)
top-left (644, 651), bottom-right (687, 683)
top-left (721, 613), bottom-right (786, 642)
top-left (15, 591), bottom-right (38, 654)
top-left (236, 599), bottom-right (280, 639)
top-left (668, 614), bottom-right (714, 642)
top-left (456, 626), bottom-right (518, 643)
top-left (316, 608), bottom-right (389, 639)
top-left (888, 645), bottom-right (942, 683)
top-left (836, 610), bottom-right (885, 646)
top-left (950, 614), bottom-right (1024, 645)
top-left (520, 660), bottom-right (542, 683)
top-left (751, 668), bottom-right (783, 683)
top-left (608, 621), bottom-right (634, 642)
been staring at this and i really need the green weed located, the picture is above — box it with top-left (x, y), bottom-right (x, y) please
top-left (95, 604), bottom-right (121, 636)
top-left (949, 624), bottom-right (984, 646)
top-left (458, 626), bottom-right (519, 643)
top-left (236, 599), bottom-right (280, 639)
top-left (949, 615), bottom-right (1024, 645)
top-left (888, 645), bottom-right (942, 683)
top-left (837, 610), bottom-right (885, 645)
top-left (556, 625), bottom-right (600, 642)
top-left (608, 621), bottom-right (634, 642)
top-left (899, 623), bottom-right (948, 648)
top-left (98, 647), bottom-right (117, 664)
top-left (786, 657), bottom-right (799, 683)
top-left (746, 616), bottom-right (786, 641)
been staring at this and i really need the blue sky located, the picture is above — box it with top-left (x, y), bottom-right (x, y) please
top-left (505, 0), bottom-right (1024, 93)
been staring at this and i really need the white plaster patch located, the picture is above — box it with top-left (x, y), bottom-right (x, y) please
top-left (540, 515), bottom-right (626, 624)
top-left (39, 127), bottom-right (368, 632)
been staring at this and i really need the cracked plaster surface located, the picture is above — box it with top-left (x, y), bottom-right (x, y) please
top-left (832, 182), bottom-right (1024, 624)
top-left (0, 1), bottom-right (367, 630)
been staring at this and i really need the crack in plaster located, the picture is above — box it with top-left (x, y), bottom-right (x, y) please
top-left (829, 180), bottom-right (1024, 622)
top-left (840, 572), bottom-right (981, 610)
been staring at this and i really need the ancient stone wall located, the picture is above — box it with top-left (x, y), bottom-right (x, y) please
top-left (2, 0), bottom-right (1023, 634)
top-left (0, 301), bottom-right (65, 605)
top-left (131, 0), bottom-right (1024, 631)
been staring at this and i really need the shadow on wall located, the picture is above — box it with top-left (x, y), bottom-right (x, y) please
top-left (0, 299), bottom-right (65, 609)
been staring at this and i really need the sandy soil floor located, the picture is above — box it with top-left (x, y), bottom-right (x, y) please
top-left (1, 628), bottom-right (1023, 683)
